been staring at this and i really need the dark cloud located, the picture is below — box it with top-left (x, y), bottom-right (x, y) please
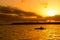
top-left (0, 6), bottom-right (24, 14)
top-left (0, 14), bottom-right (21, 24)
top-left (0, 5), bottom-right (44, 24)
top-left (0, 6), bottom-right (42, 24)
top-left (0, 5), bottom-right (38, 16)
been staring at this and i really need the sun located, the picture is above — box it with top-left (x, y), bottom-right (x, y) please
top-left (39, 8), bottom-right (58, 17)
top-left (46, 9), bottom-right (57, 16)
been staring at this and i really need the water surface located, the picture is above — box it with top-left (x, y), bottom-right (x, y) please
top-left (0, 24), bottom-right (60, 40)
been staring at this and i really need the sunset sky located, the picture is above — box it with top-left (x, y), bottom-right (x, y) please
top-left (0, 0), bottom-right (60, 17)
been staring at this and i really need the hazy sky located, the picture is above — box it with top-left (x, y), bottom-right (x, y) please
top-left (0, 0), bottom-right (60, 16)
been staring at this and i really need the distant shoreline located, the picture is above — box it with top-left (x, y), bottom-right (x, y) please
top-left (11, 22), bottom-right (60, 25)
top-left (0, 22), bottom-right (60, 25)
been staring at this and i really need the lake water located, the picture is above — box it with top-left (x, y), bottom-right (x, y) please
top-left (0, 24), bottom-right (60, 40)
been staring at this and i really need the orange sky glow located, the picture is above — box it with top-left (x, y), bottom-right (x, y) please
top-left (0, 0), bottom-right (60, 17)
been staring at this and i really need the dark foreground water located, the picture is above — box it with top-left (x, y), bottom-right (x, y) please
top-left (0, 24), bottom-right (60, 40)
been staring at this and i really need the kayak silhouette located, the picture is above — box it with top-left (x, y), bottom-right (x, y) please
top-left (35, 26), bottom-right (46, 30)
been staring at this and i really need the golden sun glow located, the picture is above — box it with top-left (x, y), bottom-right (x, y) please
top-left (40, 8), bottom-right (58, 17)
top-left (46, 9), bottom-right (57, 16)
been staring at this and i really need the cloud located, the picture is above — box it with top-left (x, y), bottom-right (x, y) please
top-left (0, 5), bottom-right (43, 24)
top-left (0, 5), bottom-right (38, 16)
top-left (0, 14), bottom-right (21, 24)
